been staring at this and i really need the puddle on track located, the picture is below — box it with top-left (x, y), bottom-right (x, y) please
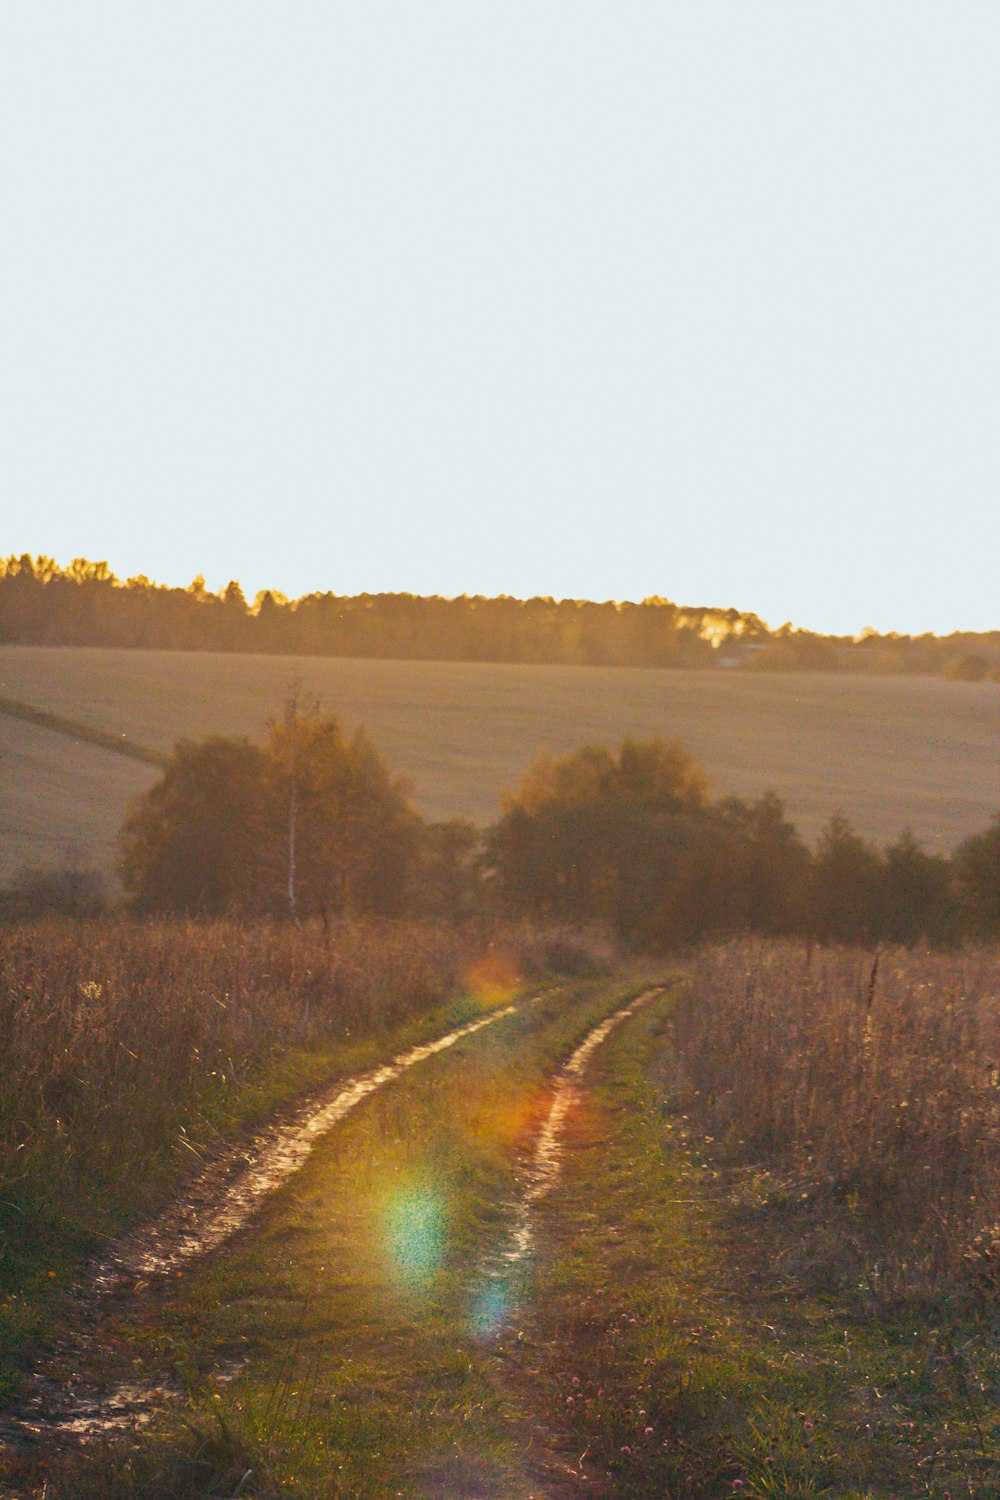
top-left (11, 1380), bottom-right (177, 1442)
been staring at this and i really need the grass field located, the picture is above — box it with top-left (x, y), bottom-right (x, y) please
top-left (0, 916), bottom-right (594, 1413)
top-left (1, 644), bottom-right (997, 883)
top-left (7, 939), bottom-right (996, 1498)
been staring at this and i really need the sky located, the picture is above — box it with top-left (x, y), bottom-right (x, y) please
top-left (2, 4), bottom-right (998, 637)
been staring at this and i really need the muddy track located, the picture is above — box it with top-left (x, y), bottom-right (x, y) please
top-left (91, 1004), bottom-right (519, 1291)
top-left (3, 985), bottom-right (662, 1474)
top-left (485, 988), bottom-right (662, 1281)
top-left (486, 988), bottom-right (665, 1499)
top-left (1, 1003), bottom-right (520, 1446)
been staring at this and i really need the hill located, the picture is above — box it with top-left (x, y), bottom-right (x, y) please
top-left (1, 645), bottom-right (996, 885)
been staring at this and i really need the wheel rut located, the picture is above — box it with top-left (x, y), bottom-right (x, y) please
top-left (3, 984), bottom-right (664, 1495)
top-left (1, 1003), bottom-right (519, 1448)
top-left (478, 988), bottom-right (662, 1290)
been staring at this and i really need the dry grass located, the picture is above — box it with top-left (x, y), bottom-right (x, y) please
top-left (0, 918), bottom-right (471, 1240)
top-left (0, 917), bottom-right (605, 1239)
top-left (0, 914), bottom-right (608, 1410)
top-left (2, 643), bottom-right (997, 883)
top-left (663, 939), bottom-right (1000, 1300)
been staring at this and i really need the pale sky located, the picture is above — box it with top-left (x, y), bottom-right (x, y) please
top-left (3, 4), bottom-right (998, 637)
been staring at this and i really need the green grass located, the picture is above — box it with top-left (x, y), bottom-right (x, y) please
top-left (0, 995), bottom-right (480, 1413)
top-left (0, 909), bottom-right (511, 1413)
top-left (21, 976), bottom-right (661, 1498)
top-left (2, 643), bottom-right (997, 882)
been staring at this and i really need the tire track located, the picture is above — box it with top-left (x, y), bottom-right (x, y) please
top-left (3, 1002), bottom-right (521, 1446)
top-left (474, 988), bottom-right (662, 1329)
top-left (94, 1003), bottom-right (519, 1290)
top-left (4, 986), bottom-right (657, 1459)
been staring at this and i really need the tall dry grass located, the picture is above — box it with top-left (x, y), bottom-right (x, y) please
top-left (663, 940), bottom-right (1000, 1299)
top-left (0, 918), bottom-right (480, 1248)
top-left (0, 917), bottom-right (607, 1251)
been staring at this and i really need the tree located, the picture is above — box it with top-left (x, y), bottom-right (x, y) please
top-left (616, 792), bottom-right (810, 949)
top-left (881, 829), bottom-right (957, 945)
top-left (263, 703), bottom-right (422, 918)
top-left (412, 818), bottom-right (480, 918)
top-left (119, 705), bottom-right (424, 917)
top-left (119, 737), bottom-right (267, 913)
top-left (486, 736), bottom-right (710, 933)
top-left (714, 791), bottom-right (810, 935)
top-left (953, 813), bottom-right (1000, 939)
top-left (614, 808), bottom-right (726, 948)
top-left (808, 813), bottom-right (884, 944)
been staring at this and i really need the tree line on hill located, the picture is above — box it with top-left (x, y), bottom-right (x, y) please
top-left (3, 554), bottom-right (998, 679)
top-left (11, 701), bottom-right (994, 948)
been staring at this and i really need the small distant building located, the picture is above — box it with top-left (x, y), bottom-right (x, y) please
top-left (715, 642), bottom-right (769, 669)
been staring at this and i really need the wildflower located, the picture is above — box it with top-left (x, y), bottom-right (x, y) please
top-left (619, 1445), bottom-right (631, 1454)
top-left (644, 1426), bottom-right (654, 1436)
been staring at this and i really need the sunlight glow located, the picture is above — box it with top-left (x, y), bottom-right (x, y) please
top-left (464, 952), bottom-right (521, 1011)
top-left (382, 1186), bottom-right (445, 1287)
top-left (469, 1280), bottom-right (513, 1341)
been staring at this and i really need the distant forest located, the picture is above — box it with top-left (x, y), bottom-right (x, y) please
top-left (2, 555), bottom-right (998, 678)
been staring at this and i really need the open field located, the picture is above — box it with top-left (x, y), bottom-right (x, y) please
top-left (1, 645), bottom-right (997, 884)
top-left (0, 917), bottom-right (593, 1410)
top-left (0, 716), bottom-right (158, 887)
top-left (0, 918), bottom-right (467, 1401)
top-left (3, 932), bottom-right (997, 1497)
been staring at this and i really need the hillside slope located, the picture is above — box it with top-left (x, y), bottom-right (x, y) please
top-left (1, 645), bottom-right (996, 882)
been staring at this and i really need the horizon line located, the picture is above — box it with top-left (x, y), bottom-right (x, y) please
top-left (5, 549), bottom-right (998, 644)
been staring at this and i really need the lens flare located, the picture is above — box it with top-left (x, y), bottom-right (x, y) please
top-left (464, 950), bottom-right (521, 1010)
top-left (382, 1187), bottom-right (445, 1286)
top-left (465, 1085), bottom-right (549, 1150)
top-left (470, 1278), bottom-right (513, 1340)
